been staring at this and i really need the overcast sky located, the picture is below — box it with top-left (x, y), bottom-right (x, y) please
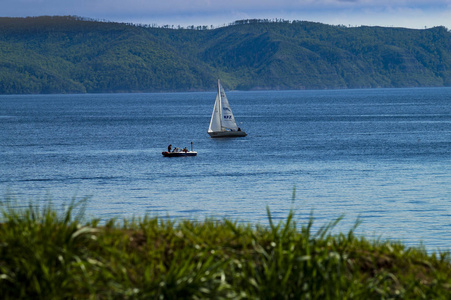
top-left (1, 0), bottom-right (451, 29)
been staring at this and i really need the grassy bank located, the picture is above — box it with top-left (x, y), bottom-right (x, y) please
top-left (0, 199), bottom-right (450, 299)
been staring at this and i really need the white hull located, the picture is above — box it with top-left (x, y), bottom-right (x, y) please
top-left (208, 131), bottom-right (247, 138)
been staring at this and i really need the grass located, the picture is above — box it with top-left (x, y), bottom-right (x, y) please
top-left (0, 198), bottom-right (450, 299)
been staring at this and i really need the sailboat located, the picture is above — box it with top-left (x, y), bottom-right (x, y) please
top-left (208, 80), bottom-right (247, 138)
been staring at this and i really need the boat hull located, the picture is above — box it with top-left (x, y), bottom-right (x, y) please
top-left (162, 151), bottom-right (197, 157)
top-left (208, 131), bottom-right (247, 138)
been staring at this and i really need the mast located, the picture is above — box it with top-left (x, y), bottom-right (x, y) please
top-left (218, 79), bottom-right (223, 130)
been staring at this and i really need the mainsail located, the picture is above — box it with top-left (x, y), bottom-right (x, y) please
top-left (218, 82), bottom-right (238, 130)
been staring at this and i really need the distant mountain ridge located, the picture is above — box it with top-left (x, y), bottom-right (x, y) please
top-left (1, 16), bottom-right (450, 94)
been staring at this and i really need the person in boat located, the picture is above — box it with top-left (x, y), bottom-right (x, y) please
top-left (238, 128), bottom-right (241, 131)
top-left (183, 147), bottom-right (188, 153)
top-left (168, 144), bottom-right (172, 152)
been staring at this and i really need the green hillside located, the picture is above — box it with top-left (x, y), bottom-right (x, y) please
top-left (1, 16), bottom-right (450, 94)
top-left (1, 200), bottom-right (450, 298)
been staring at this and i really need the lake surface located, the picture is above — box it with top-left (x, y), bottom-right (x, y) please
top-left (1, 88), bottom-right (450, 251)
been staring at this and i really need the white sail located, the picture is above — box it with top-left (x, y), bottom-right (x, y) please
top-left (208, 91), bottom-right (222, 133)
top-left (218, 81), bottom-right (238, 130)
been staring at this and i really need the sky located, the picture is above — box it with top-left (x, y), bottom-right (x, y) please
top-left (1, 0), bottom-right (451, 29)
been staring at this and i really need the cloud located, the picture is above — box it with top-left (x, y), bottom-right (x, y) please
top-left (1, 0), bottom-right (450, 28)
top-left (3, 0), bottom-right (450, 14)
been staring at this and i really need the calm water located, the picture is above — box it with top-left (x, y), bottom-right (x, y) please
top-left (1, 88), bottom-right (450, 251)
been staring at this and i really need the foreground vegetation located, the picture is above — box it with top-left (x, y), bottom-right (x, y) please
top-left (1, 16), bottom-right (451, 94)
top-left (0, 199), bottom-right (450, 299)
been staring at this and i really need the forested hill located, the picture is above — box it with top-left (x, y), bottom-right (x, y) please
top-left (1, 16), bottom-right (451, 94)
